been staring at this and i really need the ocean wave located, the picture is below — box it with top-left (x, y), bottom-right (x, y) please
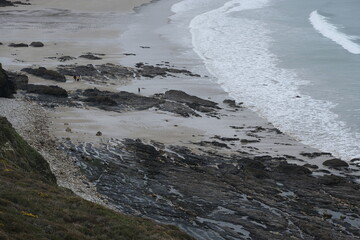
top-left (189, 0), bottom-right (360, 160)
top-left (309, 10), bottom-right (360, 54)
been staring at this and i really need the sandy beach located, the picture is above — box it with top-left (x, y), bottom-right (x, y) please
top-left (1, 0), bottom-right (360, 239)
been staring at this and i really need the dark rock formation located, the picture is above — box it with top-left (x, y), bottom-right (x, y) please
top-left (135, 62), bottom-right (200, 78)
top-left (275, 162), bottom-right (312, 175)
top-left (300, 152), bottom-right (332, 158)
top-left (158, 101), bottom-right (201, 118)
top-left (323, 158), bottom-right (349, 168)
top-left (21, 67), bottom-right (66, 82)
top-left (223, 99), bottom-right (242, 108)
top-left (30, 41), bottom-right (44, 47)
top-left (8, 43), bottom-right (29, 47)
top-left (79, 54), bottom-right (102, 60)
top-left (0, 63), bottom-right (16, 98)
top-left (318, 175), bottom-right (347, 186)
top-left (26, 84), bottom-right (68, 97)
top-left (60, 138), bottom-right (360, 240)
top-left (57, 56), bottom-right (76, 62)
top-left (81, 88), bottom-right (163, 112)
top-left (57, 63), bottom-right (134, 81)
top-left (6, 71), bottom-right (29, 90)
top-left (0, 0), bottom-right (14, 7)
top-left (164, 90), bottom-right (219, 113)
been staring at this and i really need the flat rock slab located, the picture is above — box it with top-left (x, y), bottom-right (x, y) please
top-left (21, 67), bottom-right (66, 82)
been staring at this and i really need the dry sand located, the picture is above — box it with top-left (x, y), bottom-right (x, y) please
top-left (0, 0), bottom-right (150, 71)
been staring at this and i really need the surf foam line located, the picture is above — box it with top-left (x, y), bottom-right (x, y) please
top-left (189, 0), bottom-right (360, 160)
top-left (309, 10), bottom-right (360, 55)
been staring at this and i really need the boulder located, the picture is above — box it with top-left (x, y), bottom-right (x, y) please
top-left (0, 63), bottom-right (16, 98)
top-left (8, 43), bottom-right (28, 47)
top-left (30, 41), bottom-right (44, 47)
top-left (318, 175), bottom-right (347, 186)
top-left (323, 159), bottom-right (349, 168)
top-left (21, 67), bottom-right (66, 82)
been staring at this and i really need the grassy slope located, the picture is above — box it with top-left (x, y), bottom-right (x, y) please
top-left (0, 117), bottom-right (194, 240)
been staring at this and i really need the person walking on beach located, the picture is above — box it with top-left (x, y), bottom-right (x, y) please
top-left (138, 88), bottom-right (141, 94)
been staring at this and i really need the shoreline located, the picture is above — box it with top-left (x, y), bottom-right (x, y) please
top-left (1, 0), bottom-right (360, 239)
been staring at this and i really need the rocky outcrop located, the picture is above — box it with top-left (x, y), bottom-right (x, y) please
top-left (30, 41), bottom-right (44, 47)
top-left (135, 62), bottom-right (200, 78)
top-left (8, 43), bottom-right (29, 47)
top-left (60, 138), bottom-right (360, 240)
top-left (26, 84), bottom-right (68, 98)
top-left (164, 90), bottom-right (219, 113)
top-left (158, 101), bottom-right (201, 118)
top-left (0, 0), bottom-right (14, 7)
top-left (323, 158), bottom-right (349, 168)
top-left (6, 71), bottom-right (29, 90)
top-left (21, 67), bottom-right (66, 82)
top-left (0, 63), bottom-right (16, 98)
top-left (81, 88), bottom-right (164, 111)
top-left (58, 63), bottom-right (134, 82)
top-left (79, 54), bottom-right (102, 60)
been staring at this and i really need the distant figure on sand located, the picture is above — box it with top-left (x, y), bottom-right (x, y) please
top-left (73, 75), bottom-right (81, 82)
top-left (138, 88), bottom-right (141, 94)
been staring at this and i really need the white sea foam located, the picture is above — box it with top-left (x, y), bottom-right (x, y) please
top-left (188, 0), bottom-right (360, 160)
top-left (309, 10), bottom-right (360, 54)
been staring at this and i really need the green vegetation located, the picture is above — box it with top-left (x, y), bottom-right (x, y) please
top-left (0, 117), bottom-right (194, 240)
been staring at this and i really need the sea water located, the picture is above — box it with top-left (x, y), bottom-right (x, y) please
top-left (170, 0), bottom-right (360, 160)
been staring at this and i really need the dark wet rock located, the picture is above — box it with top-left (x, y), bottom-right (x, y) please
top-left (223, 99), bottom-right (242, 108)
top-left (300, 152), bottom-right (332, 158)
top-left (0, 42), bottom-right (3, 45)
top-left (79, 54), bottom-right (102, 60)
top-left (8, 43), bottom-right (28, 47)
top-left (96, 131), bottom-right (102, 136)
top-left (0, 63), bottom-right (16, 98)
top-left (21, 67), bottom-right (66, 82)
top-left (6, 71), bottom-right (29, 90)
top-left (0, 0), bottom-right (14, 7)
top-left (59, 137), bottom-right (360, 240)
top-left (164, 90), bottom-right (218, 111)
top-left (81, 88), bottom-right (163, 112)
top-left (85, 96), bottom-right (117, 106)
top-left (197, 141), bottom-right (229, 149)
top-left (275, 162), bottom-right (312, 175)
top-left (57, 63), bottom-right (134, 82)
top-left (318, 175), bottom-right (347, 186)
top-left (30, 41), bottom-right (44, 47)
top-left (57, 56), bottom-right (76, 62)
top-left (12, 1), bottom-right (30, 5)
top-left (158, 101), bottom-right (200, 118)
top-left (323, 158), bottom-right (349, 168)
top-left (240, 139), bottom-right (260, 144)
top-left (351, 158), bottom-right (360, 163)
top-left (135, 63), bottom-right (200, 78)
top-left (303, 163), bottom-right (319, 169)
top-left (26, 84), bottom-right (68, 97)
top-left (213, 136), bottom-right (239, 141)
